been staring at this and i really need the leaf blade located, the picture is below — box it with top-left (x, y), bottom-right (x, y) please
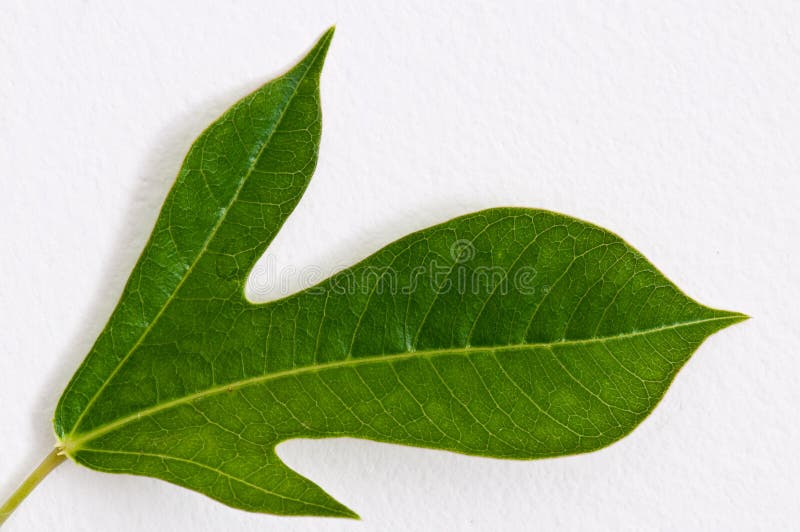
top-left (54, 32), bottom-right (746, 519)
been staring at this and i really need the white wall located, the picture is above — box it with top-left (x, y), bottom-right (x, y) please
top-left (0, 1), bottom-right (797, 530)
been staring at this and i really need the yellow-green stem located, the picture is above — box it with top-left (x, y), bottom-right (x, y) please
top-left (0, 448), bottom-right (66, 527)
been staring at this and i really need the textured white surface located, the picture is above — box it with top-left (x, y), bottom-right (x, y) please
top-left (0, 1), bottom-right (798, 530)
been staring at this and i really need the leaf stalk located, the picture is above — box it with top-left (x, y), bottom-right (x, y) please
top-left (0, 447), bottom-right (66, 527)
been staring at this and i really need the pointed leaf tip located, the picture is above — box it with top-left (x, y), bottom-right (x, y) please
top-left (314, 26), bottom-right (335, 56)
top-left (286, 27), bottom-right (334, 77)
top-left (339, 507), bottom-right (360, 520)
top-left (717, 310), bottom-right (750, 327)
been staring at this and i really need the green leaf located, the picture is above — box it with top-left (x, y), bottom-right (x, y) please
top-left (51, 28), bottom-right (745, 519)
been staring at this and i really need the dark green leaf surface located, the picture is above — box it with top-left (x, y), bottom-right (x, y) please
top-left (54, 28), bottom-right (745, 518)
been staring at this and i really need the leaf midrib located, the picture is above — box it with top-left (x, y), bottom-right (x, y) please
top-left (65, 44), bottom-right (327, 439)
top-left (64, 314), bottom-right (740, 451)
